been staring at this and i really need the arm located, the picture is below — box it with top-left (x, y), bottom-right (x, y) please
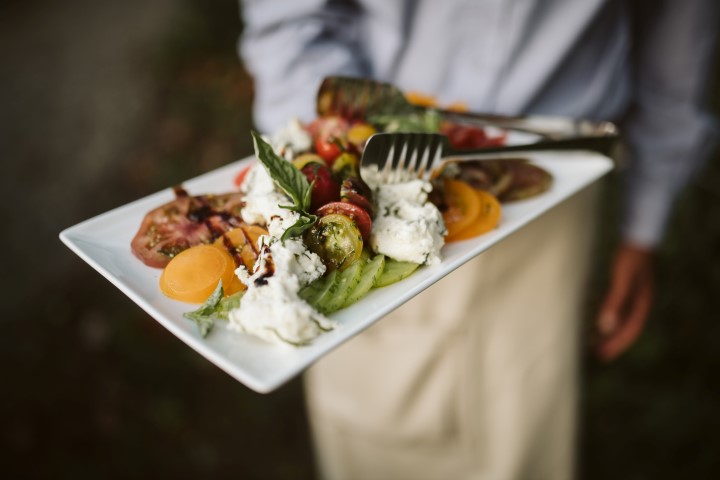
top-left (239, 0), bottom-right (368, 132)
top-left (596, 0), bottom-right (718, 361)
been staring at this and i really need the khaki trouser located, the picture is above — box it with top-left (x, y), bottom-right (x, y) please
top-left (304, 185), bottom-right (599, 480)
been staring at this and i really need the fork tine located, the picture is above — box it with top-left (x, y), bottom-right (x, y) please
top-left (422, 136), bottom-right (440, 177)
top-left (405, 138), bottom-right (420, 182)
top-left (429, 136), bottom-right (444, 174)
top-left (392, 136), bottom-right (410, 183)
top-left (381, 138), bottom-right (396, 183)
top-left (416, 139), bottom-right (432, 178)
top-left (360, 132), bottom-right (447, 185)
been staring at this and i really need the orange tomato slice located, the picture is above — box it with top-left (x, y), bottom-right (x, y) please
top-left (405, 91), bottom-right (438, 108)
top-left (442, 178), bottom-right (481, 238)
top-left (214, 225), bottom-right (268, 271)
top-left (159, 244), bottom-right (237, 303)
top-left (446, 190), bottom-right (501, 242)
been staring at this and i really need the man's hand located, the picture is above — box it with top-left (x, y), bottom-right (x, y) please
top-left (595, 244), bottom-right (655, 362)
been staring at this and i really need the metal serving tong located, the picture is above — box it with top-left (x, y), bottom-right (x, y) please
top-left (317, 76), bottom-right (619, 157)
top-left (362, 130), bottom-right (618, 185)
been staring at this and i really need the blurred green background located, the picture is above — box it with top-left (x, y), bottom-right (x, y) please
top-left (2, 0), bottom-right (719, 478)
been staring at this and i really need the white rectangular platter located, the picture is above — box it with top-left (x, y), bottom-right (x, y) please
top-left (60, 150), bottom-right (612, 393)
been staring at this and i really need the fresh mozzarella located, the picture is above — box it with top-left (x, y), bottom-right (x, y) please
top-left (230, 225), bottom-right (331, 346)
top-left (269, 117), bottom-right (312, 160)
top-left (366, 168), bottom-right (446, 265)
top-left (229, 122), bottom-right (446, 347)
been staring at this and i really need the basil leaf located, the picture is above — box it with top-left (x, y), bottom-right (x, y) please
top-left (215, 291), bottom-right (244, 320)
top-left (281, 213), bottom-right (318, 242)
top-left (303, 179), bottom-right (316, 214)
top-left (183, 282), bottom-right (245, 337)
top-left (183, 281), bottom-right (224, 337)
top-left (251, 131), bottom-right (311, 211)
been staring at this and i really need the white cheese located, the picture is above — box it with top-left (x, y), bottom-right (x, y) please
top-left (228, 273), bottom-right (334, 345)
top-left (269, 118), bottom-right (312, 160)
top-left (229, 233), bottom-right (332, 346)
top-left (366, 168), bottom-right (446, 265)
top-left (239, 163), bottom-right (287, 226)
top-left (227, 136), bottom-right (447, 347)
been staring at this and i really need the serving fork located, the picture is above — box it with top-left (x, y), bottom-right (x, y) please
top-left (319, 76), bottom-right (621, 183)
top-left (317, 76), bottom-right (619, 142)
top-left (361, 130), bottom-right (620, 184)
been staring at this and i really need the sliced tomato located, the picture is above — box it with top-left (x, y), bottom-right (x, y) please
top-left (347, 122), bottom-right (376, 147)
top-left (292, 153), bottom-right (325, 170)
top-left (301, 163), bottom-right (341, 211)
top-left (441, 178), bottom-right (481, 239)
top-left (331, 152), bottom-right (360, 178)
top-left (304, 213), bottom-right (363, 271)
top-left (233, 164), bottom-right (252, 188)
top-left (159, 244), bottom-right (237, 303)
top-left (316, 201), bottom-right (372, 242)
top-left (131, 190), bottom-right (245, 268)
top-left (340, 176), bottom-right (374, 215)
top-left (440, 123), bottom-right (504, 149)
top-left (446, 190), bottom-right (501, 242)
top-left (307, 115), bottom-right (349, 139)
top-left (314, 136), bottom-right (344, 164)
top-left (309, 116), bottom-right (350, 165)
top-left (213, 225), bottom-right (269, 270)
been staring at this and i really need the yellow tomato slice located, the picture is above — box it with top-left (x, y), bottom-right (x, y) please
top-left (442, 178), bottom-right (481, 238)
top-left (405, 91), bottom-right (438, 108)
top-left (292, 153), bottom-right (326, 170)
top-left (224, 274), bottom-right (247, 296)
top-left (213, 225), bottom-right (268, 271)
top-left (347, 123), bottom-right (376, 146)
top-left (445, 101), bottom-right (469, 112)
top-left (159, 244), bottom-right (236, 303)
top-left (446, 190), bottom-right (501, 242)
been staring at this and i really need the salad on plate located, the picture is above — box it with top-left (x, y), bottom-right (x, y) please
top-left (130, 108), bottom-right (552, 346)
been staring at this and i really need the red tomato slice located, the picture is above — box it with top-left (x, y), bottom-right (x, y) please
top-left (340, 177), bottom-right (374, 215)
top-left (316, 201), bottom-right (373, 242)
top-left (314, 136), bottom-right (343, 164)
top-left (131, 191), bottom-right (245, 268)
top-left (307, 115), bottom-right (349, 139)
top-left (309, 116), bottom-right (351, 165)
top-left (233, 164), bottom-right (252, 188)
top-left (301, 163), bottom-right (341, 212)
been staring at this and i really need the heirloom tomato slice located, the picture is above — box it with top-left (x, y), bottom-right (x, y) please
top-left (304, 213), bottom-right (363, 271)
top-left (159, 244), bottom-right (236, 303)
top-left (446, 190), bottom-right (501, 242)
top-left (441, 179), bottom-right (481, 238)
top-left (316, 201), bottom-right (372, 242)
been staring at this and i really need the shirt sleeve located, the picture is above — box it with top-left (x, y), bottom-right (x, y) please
top-left (239, 0), bottom-right (369, 133)
top-left (621, 0), bottom-right (718, 247)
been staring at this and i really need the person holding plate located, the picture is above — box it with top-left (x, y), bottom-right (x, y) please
top-left (239, 0), bottom-right (718, 478)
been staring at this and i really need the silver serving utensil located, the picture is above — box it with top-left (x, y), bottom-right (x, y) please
top-left (361, 133), bottom-right (445, 184)
top-left (317, 76), bottom-right (619, 143)
top-left (361, 131), bottom-right (619, 184)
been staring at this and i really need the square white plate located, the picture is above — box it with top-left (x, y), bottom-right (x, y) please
top-left (60, 150), bottom-right (612, 393)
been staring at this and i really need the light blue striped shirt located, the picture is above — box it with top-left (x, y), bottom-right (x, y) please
top-left (240, 0), bottom-right (718, 246)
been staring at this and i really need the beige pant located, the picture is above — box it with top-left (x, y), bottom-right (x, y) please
top-left (305, 185), bottom-right (599, 480)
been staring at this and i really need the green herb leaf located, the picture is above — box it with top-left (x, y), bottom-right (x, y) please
top-left (369, 109), bottom-right (441, 133)
top-left (215, 291), bottom-right (244, 320)
top-left (281, 213), bottom-right (318, 241)
top-left (183, 281), bottom-right (224, 337)
top-left (251, 131), bottom-right (311, 211)
top-left (183, 281), bottom-right (245, 337)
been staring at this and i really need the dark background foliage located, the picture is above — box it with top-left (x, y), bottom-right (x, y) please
top-left (1, 0), bottom-right (718, 478)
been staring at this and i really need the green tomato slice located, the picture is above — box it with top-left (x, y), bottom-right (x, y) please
top-left (304, 213), bottom-right (363, 272)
